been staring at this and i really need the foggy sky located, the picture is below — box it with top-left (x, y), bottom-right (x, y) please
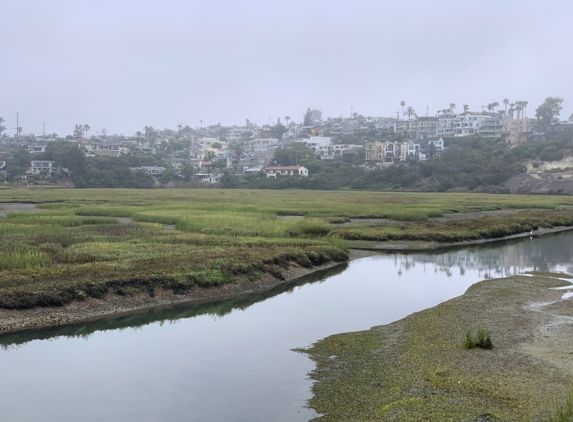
top-left (1, 0), bottom-right (572, 137)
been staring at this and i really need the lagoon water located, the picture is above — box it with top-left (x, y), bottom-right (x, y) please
top-left (1, 233), bottom-right (573, 421)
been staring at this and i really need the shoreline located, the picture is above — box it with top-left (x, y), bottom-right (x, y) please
top-left (346, 224), bottom-right (573, 252)
top-left (301, 271), bottom-right (573, 420)
top-left (0, 228), bottom-right (572, 337)
top-left (0, 252), bottom-right (374, 336)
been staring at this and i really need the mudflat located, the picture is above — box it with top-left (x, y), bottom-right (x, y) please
top-left (301, 272), bottom-right (573, 421)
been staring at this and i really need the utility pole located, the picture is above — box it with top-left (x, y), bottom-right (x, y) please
top-left (43, 121), bottom-right (45, 136)
top-left (426, 106), bottom-right (429, 117)
top-left (396, 110), bottom-right (400, 121)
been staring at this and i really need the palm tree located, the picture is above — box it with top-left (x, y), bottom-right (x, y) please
top-left (405, 106), bottom-right (416, 120)
top-left (450, 103), bottom-right (456, 112)
top-left (400, 101), bottom-right (406, 120)
top-left (83, 124), bottom-right (90, 138)
top-left (177, 124), bottom-right (182, 132)
top-left (508, 106), bottom-right (515, 119)
top-left (463, 104), bottom-right (469, 113)
top-left (246, 119), bottom-right (250, 129)
top-left (492, 101), bottom-right (499, 112)
top-left (200, 120), bottom-right (203, 127)
top-left (285, 116), bottom-right (290, 127)
top-left (523, 101), bottom-right (529, 117)
top-left (515, 103), bottom-right (523, 119)
top-left (487, 103), bottom-right (494, 113)
top-left (503, 99), bottom-right (509, 114)
top-left (135, 131), bottom-right (142, 141)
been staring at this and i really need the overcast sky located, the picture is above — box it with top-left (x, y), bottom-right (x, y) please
top-left (1, 0), bottom-right (572, 137)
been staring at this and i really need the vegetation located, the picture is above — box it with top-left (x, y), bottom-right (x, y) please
top-left (547, 385), bottom-right (573, 422)
top-left (1, 189), bottom-right (572, 311)
top-left (463, 327), bottom-right (493, 349)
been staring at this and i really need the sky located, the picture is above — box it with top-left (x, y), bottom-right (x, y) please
top-left (1, 0), bottom-right (572, 137)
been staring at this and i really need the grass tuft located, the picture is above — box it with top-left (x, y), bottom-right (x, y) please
top-left (463, 326), bottom-right (493, 349)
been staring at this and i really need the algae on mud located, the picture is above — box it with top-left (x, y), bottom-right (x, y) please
top-left (301, 273), bottom-right (573, 421)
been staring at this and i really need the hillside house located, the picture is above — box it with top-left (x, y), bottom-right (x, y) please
top-left (264, 166), bottom-right (309, 178)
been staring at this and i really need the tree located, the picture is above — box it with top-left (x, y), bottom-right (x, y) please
top-left (463, 105), bottom-right (469, 113)
top-left (84, 124), bottom-right (90, 138)
top-left (180, 162), bottom-right (195, 182)
top-left (449, 103), bottom-right (455, 112)
top-left (400, 101), bottom-right (406, 120)
top-left (569, 114), bottom-right (573, 122)
top-left (535, 97), bottom-right (564, 128)
top-left (303, 108), bottom-right (312, 126)
top-left (73, 124), bottom-right (84, 138)
top-left (503, 99), bottom-right (509, 114)
top-left (135, 131), bottom-right (142, 141)
top-left (245, 119), bottom-right (250, 129)
top-left (0, 117), bottom-right (6, 137)
top-left (285, 116), bottom-right (291, 127)
top-left (219, 170), bottom-right (240, 188)
top-left (405, 106), bottom-right (416, 120)
top-left (272, 143), bottom-right (315, 166)
top-left (270, 123), bottom-right (287, 140)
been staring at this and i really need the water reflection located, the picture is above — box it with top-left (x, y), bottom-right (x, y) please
top-left (0, 232), bottom-right (572, 422)
top-left (0, 264), bottom-right (348, 349)
top-left (392, 231), bottom-right (573, 279)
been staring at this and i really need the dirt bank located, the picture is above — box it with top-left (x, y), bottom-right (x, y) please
top-left (346, 224), bottom-right (573, 251)
top-left (0, 250), bottom-right (374, 336)
top-left (301, 272), bottom-right (573, 421)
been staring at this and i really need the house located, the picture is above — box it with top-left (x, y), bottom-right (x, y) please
top-left (503, 117), bottom-right (536, 144)
top-left (333, 144), bottom-right (361, 155)
top-left (454, 113), bottom-right (491, 137)
top-left (27, 160), bottom-right (55, 174)
top-left (263, 166), bottom-right (309, 178)
top-left (546, 121), bottom-right (573, 143)
top-left (412, 117), bottom-right (439, 140)
top-left (417, 137), bottom-right (445, 160)
top-left (476, 116), bottom-right (504, 139)
top-left (297, 137), bottom-right (333, 157)
top-left (130, 166), bottom-right (166, 176)
top-left (245, 138), bottom-right (280, 154)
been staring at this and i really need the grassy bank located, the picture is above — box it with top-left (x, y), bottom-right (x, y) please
top-left (1, 189), bottom-right (573, 312)
top-left (300, 273), bottom-right (573, 421)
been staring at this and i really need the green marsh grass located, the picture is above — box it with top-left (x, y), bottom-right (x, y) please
top-left (0, 189), bottom-right (572, 310)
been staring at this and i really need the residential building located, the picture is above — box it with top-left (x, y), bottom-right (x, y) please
top-left (477, 116), bottom-right (504, 139)
top-left (245, 138), bottom-right (279, 154)
top-left (130, 166), bottom-right (165, 176)
top-left (454, 113), bottom-right (491, 137)
top-left (438, 112), bottom-right (458, 137)
top-left (503, 117), bottom-right (536, 144)
top-left (413, 117), bottom-right (439, 140)
top-left (263, 166), bottom-right (309, 178)
top-left (332, 144), bottom-right (361, 155)
top-left (303, 137), bottom-right (333, 157)
top-left (417, 137), bottom-right (445, 160)
top-left (27, 160), bottom-right (55, 174)
top-left (546, 121), bottom-right (573, 142)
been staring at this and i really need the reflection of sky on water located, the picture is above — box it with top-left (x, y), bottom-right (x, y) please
top-left (0, 232), bottom-right (572, 422)
top-left (393, 232), bottom-right (573, 279)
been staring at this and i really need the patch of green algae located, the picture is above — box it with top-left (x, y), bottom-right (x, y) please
top-left (300, 274), bottom-right (573, 421)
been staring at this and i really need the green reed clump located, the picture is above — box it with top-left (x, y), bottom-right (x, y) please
top-left (463, 327), bottom-right (493, 349)
top-left (546, 385), bottom-right (573, 422)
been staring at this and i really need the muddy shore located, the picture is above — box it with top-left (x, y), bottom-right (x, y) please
top-left (301, 271), bottom-right (573, 421)
top-left (0, 258), bottom-right (358, 336)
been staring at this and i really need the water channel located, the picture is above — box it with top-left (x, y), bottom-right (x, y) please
top-left (1, 232), bottom-right (573, 421)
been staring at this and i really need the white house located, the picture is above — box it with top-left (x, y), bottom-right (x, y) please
top-left (263, 166), bottom-right (309, 178)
